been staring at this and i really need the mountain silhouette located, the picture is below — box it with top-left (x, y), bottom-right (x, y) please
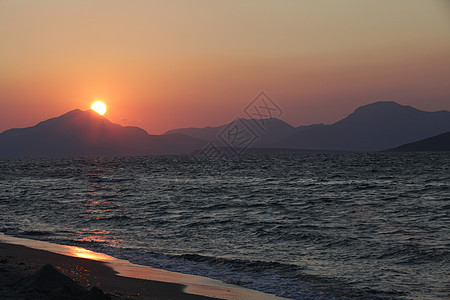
top-left (386, 131), bottom-right (450, 152)
top-left (165, 101), bottom-right (450, 152)
top-left (164, 117), bottom-right (297, 147)
top-left (1, 101), bottom-right (449, 157)
top-left (279, 101), bottom-right (450, 151)
top-left (0, 109), bottom-right (204, 157)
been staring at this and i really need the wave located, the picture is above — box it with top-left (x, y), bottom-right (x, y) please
top-left (90, 215), bottom-right (131, 221)
top-left (21, 230), bottom-right (53, 236)
top-left (375, 244), bottom-right (450, 264)
top-left (71, 244), bottom-right (398, 300)
top-left (88, 177), bottom-right (132, 183)
top-left (169, 253), bottom-right (403, 299)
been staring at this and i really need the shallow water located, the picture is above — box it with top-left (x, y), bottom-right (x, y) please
top-left (0, 153), bottom-right (449, 299)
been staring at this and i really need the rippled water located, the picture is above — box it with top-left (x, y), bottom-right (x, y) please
top-left (0, 153), bottom-right (449, 299)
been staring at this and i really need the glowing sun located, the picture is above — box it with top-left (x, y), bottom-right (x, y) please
top-left (91, 101), bottom-right (107, 115)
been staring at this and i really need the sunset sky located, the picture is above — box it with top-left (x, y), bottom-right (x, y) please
top-left (1, 0), bottom-right (449, 134)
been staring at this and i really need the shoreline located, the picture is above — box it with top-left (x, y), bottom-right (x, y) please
top-left (0, 234), bottom-right (287, 300)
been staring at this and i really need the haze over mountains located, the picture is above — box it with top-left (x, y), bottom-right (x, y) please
top-left (0, 101), bottom-right (449, 157)
top-left (166, 101), bottom-right (450, 152)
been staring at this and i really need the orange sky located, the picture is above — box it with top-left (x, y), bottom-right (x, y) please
top-left (1, 0), bottom-right (449, 134)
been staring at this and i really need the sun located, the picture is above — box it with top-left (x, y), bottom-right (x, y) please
top-left (91, 101), bottom-right (107, 115)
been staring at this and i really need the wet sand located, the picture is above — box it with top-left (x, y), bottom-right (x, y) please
top-left (0, 235), bottom-right (287, 300)
top-left (0, 242), bottom-right (218, 299)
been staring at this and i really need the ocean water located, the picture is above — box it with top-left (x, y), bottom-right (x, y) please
top-left (0, 153), bottom-right (448, 299)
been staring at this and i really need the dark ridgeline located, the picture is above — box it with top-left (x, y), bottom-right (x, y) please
top-left (165, 117), bottom-right (299, 147)
top-left (281, 101), bottom-right (450, 151)
top-left (0, 109), bottom-right (204, 157)
top-left (0, 101), bottom-right (449, 157)
top-left (386, 131), bottom-right (450, 152)
top-left (166, 101), bottom-right (450, 152)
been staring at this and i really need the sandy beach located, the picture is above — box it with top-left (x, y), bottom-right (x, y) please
top-left (0, 242), bottom-right (220, 300)
top-left (0, 234), bottom-right (286, 300)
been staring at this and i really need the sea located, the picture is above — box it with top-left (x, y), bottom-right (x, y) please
top-left (0, 153), bottom-right (448, 299)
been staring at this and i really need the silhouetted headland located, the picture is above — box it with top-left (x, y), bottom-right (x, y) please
top-left (385, 131), bottom-right (450, 152)
top-left (0, 101), bottom-right (449, 157)
top-left (0, 109), bottom-right (203, 157)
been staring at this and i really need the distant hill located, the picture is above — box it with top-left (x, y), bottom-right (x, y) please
top-left (386, 132), bottom-right (450, 152)
top-left (167, 101), bottom-right (450, 152)
top-left (1, 101), bottom-right (449, 157)
top-left (0, 109), bottom-right (204, 157)
top-left (164, 117), bottom-right (297, 148)
top-left (279, 101), bottom-right (450, 151)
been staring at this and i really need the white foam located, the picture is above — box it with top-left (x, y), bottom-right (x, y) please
top-left (0, 233), bottom-right (290, 300)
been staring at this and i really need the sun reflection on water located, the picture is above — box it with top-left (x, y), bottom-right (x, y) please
top-left (70, 246), bottom-right (111, 261)
top-left (74, 229), bottom-right (121, 248)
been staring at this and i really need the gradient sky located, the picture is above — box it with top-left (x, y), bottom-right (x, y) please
top-left (1, 0), bottom-right (449, 134)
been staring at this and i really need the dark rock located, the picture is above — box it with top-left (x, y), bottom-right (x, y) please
top-left (13, 264), bottom-right (115, 300)
top-left (85, 286), bottom-right (111, 300)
